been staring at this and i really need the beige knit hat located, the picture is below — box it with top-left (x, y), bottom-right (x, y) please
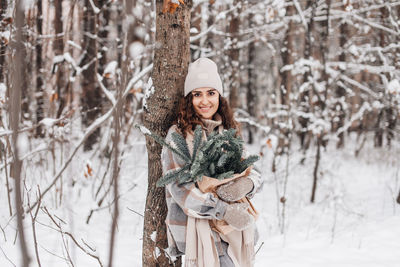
top-left (184, 58), bottom-right (223, 96)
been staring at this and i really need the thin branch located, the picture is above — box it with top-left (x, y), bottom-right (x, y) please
top-left (27, 64), bottom-right (152, 212)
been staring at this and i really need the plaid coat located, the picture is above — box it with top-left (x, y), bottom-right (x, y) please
top-left (161, 120), bottom-right (263, 258)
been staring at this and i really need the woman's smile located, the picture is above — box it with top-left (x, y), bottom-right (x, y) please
top-left (192, 87), bottom-right (220, 119)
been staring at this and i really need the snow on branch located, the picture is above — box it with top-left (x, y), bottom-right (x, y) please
top-left (332, 9), bottom-right (400, 36)
top-left (96, 73), bottom-right (116, 105)
top-left (326, 66), bottom-right (380, 99)
top-left (293, 0), bottom-right (308, 30)
top-left (27, 64), bottom-right (153, 213)
top-left (326, 62), bottom-right (398, 75)
top-left (333, 102), bottom-right (372, 138)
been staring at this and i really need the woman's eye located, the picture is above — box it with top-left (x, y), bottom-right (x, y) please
top-left (209, 91), bottom-right (215, 96)
top-left (193, 93), bottom-right (200, 97)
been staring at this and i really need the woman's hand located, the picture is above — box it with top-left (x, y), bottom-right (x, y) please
top-left (223, 203), bottom-right (254, 231)
top-left (216, 177), bottom-right (254, 202)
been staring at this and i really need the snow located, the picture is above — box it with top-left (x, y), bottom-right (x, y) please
top-left (1, 131), bottom-right (399, 266)
top-left (142, 77), bottom-right (154, 110)
top-left (0, 30), bottom-right (10, 43)
top-left (53, 55), bottom-right (64, 65)
top-left (0, 83), bottom-right (6, 105)
top-left (39, 118), bottom-right (58, 127)
top-left (137, 125), bottom-right (151, 136)
top-left (103, 61), bottom-right (118, 77)
top-left (129, 42), bottom-right (144, 59)
top-left (387, 79), bottom-right (399, 94)
top-left (150, 231), bottom-right (157, 242)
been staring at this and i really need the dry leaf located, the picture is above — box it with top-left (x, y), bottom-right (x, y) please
top-left (86, 163), bottom-right (93, 176)
top-left (103, 72), bottom-right (113, 79)
top-left (2, 17), bottom-right (13, 26)
top-left (50, 93), bottom-right (58, 102)
top-left (162, 0), bottom-right (185, 14)
top-left (266, 138), bottom-right (272, 148)
top-left (129, 87), bottom-right (143, 95)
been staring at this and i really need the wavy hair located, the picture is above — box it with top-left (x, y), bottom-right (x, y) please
top-left (175, 93), bottom-right (240, 138)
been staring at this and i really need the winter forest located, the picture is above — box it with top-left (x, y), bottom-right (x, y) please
top-left (1, 0), bottom-right (400, 266)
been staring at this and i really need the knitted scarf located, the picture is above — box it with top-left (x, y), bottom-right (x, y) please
top-left (184, 117), bottom-right (257, 267)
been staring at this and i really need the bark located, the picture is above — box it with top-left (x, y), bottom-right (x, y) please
top-left (11, 1), bottom-right (31, 265)
top-left (142, 1), bottom-right (192, 266)
top-left (228, 0), bottom-right (240, 109)
top-left (310, 137), bottom-right (321, 203)
top-left (280, 3), bottom-right (295, 107)
top-left (54, 0), bottom-right (67, 118)
top-left (35, 0), bottom-right (44, 136)
top-left (81, 0), bottom-right (102, 151)
top-left (246, 38), bottom-right (256, 144)
top-left (334, 1), bottom-right (349, 148)
top-left (98, 0), bottom-right (110, 74)
top-left (298, 0), bottom-right (317, 150)
top-left (0, 0), bottom-right (7, 82)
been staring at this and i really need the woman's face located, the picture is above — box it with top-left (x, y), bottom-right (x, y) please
top-left (191, 87), bottom-right (219, 119)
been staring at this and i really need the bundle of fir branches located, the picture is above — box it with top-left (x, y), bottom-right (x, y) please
top-left (138, 125), bottom-right (259, 187)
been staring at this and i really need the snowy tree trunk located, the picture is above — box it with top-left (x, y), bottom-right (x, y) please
top-left (80, 0), bottom-right (102, 151)
top-left (280, 3), bottom-right (295, 107)
top-left (11, 1), bottom-right (31, 265)
top-left (142, 1), bottom-right (192, 266)
top-left (334, 1), bottom-right (349, 149)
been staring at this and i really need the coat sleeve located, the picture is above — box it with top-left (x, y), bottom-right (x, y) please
top-left (161, 125), bottom-right (228, 220)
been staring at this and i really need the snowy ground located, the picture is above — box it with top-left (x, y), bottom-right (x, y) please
top-left (1, 131), bottom-right (399, 267)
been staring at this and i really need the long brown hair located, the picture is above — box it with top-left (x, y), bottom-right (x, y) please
top-left (176, 93), bottom-right (240, 137)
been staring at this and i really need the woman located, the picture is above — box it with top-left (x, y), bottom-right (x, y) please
top-left (161, 58), bottom-right (263, 267)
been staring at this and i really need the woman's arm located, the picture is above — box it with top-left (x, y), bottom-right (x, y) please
top-left (161, 125), bottom-right (228, 220)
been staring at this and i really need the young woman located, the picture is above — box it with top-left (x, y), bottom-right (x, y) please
top-left (161, 58), bottom-right (263, 267)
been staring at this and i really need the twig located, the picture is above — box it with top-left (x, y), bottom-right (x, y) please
top-left (27, 64), bottom-right (152, 213)
top-left (126, 207), bottom-right (144, 218)
top-left (26, 185), bottom-right (43, 267)
top-left (42, 207), bottom-right (104, 267)
top-left (0, 245), bottom-right (16, 267)
top-left (255, 241), bottom-right (264, 255)
top-left (2, 143), bottom-right (13, 216)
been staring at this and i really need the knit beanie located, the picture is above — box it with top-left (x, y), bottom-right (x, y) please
top-left (184, 58), bottom-right (223, 96)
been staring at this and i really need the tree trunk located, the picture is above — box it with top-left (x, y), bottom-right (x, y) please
top-left (142, 1), bottom-right (192, 266)
top-left (246, 39), bottom-right (256, 144)
top-left (334, 1), bottom-right (349, 148)
top-left (81, 0), bottom-right (102, 151)
top-left (54, 0), bottom-right (67, 118)
top-left (280, 3), bottom-right (295, 107)
top-left (310, 137), bottom-right (321, 203)
top-left (298, 1), bottom-right (316, 150)
top-left (0, 0), bottom-right (7, 83)
top-left (35, 0), bottom-right (45, 137)
top-left (11, 1), bottom-right (31, 265)
top-left (228, 0), bottom-right (240, 109)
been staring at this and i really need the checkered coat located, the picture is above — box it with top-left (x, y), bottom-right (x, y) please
top-left (161, 122), bottom-right (263, 257)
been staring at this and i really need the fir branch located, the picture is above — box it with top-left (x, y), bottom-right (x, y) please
top-left (171, 132), bottom-right (191, 160)
top-left (191, 125), bottom-right (203, 161)
top-left (135, 124), bottom-right (191, 162)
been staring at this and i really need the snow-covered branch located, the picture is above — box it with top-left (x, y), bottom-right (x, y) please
top-left (27, 64), bottom-right (153, 212)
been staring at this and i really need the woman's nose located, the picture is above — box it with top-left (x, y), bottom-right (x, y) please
top-left (200, 95), bottom-right (209, 104)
